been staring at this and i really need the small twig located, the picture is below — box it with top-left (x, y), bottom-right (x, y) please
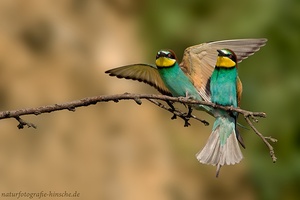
top-left (134, 98), bottom-right (142, 105)
top-left (166, 100), bottom-right (177, 119)
top-left (264, 136), bottom-right (278, 143)
top-left (14, 116), bottom-right (37, 129)
top-left (244, 116), bottom-right (277, 162)
top-left (147, 99), bottom-right (209, 127)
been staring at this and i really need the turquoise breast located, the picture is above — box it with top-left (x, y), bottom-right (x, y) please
top-left (210, 67), bottom-right (237, 107)
top-left (158, 64), bottom-right (202, 101)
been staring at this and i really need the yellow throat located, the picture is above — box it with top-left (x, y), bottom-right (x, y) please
top-left (216, 56), bottom-right (236, 68)
top-left (155, 57), bottom-right (176, 67)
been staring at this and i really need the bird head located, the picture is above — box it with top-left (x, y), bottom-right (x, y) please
top-left (155, 50), bottom-right (177, 68)
top-left (216, 49), bottom-right (237, 68)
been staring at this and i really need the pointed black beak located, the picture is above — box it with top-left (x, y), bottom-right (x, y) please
top-left (157, 51), bottom-right (168, 58)
top-left (156, 51), bottom-right (165, 59)
top-left (217, 49), bottom-right (226, 56)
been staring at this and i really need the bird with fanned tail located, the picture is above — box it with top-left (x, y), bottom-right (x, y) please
top-left (196, 49), bottom-right (243, 177)
top-left (105, 38), bottom-right (267, 176)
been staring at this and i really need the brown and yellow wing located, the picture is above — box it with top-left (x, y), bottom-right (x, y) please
top-left (180, 38), bottom-right (267, 102)
top-left (237, 76), bottom-right (243, 107)
top-left (105, 64), bottom-right (172, 96)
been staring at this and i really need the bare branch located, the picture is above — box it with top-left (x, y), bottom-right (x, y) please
top-left (0, 93), bottom-right (266, 120)
top-left (147, 99), bottom-right (209, 127)
top-left (14, 116), bottom-right (37, 129)
top-left (0, 92), bottom-right (265, 130)
top-left (244, 117), bottom-right (277, 162)
top-left (0, 92), bottom-right (275, 162)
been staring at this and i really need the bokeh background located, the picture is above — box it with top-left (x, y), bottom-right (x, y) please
top-left (0, 0), bottom-right (299, 199)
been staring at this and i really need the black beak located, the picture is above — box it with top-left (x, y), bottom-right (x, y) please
top-left (156, 51), bottom-right (166, 59)
top-left (159, 51), bottom-right (168, 57)
top-left (217, 49), bottom-right (226, 56)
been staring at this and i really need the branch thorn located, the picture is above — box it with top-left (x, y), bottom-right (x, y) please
top-left (14, 116), bottom-right (37, 129)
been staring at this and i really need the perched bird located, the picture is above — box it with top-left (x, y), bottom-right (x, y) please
top-left (105, 39), bottom-right (267, 173)
top-left (196, 49), bottom-right (243, 177)
top-left (105, 39), bottom-right (266, 104)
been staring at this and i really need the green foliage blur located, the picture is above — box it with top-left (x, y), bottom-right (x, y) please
top-left (138, 0), bottom-right (300, 199)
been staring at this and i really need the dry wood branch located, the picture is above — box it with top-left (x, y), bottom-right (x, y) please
top-left (147, 99), bottom-right (209, 127)
top-left (244, 117), bottom-right (277, 162)
top-left (0, 92), bottom-right (275, 162)
top-left (14, 116), bottom-right (37, 129)
top-left (0, 93), bottom-right (266, 120)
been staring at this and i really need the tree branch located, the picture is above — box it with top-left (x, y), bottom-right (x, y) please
top-left (244, 117), bottom-right (277, 162)
top-left (0, 93), bottom-right (266, 119)
top-left (0, 92), bottom-right (276, 162)
top-left (147, 98), bottom-right (209, 127)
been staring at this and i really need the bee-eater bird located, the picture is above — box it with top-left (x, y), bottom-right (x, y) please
top-left (196, 49), bottom-right (242, 177)
top-left (105, 39), bottom-right (266, 103)
top-left (105, 38), bottom-right (267, 173)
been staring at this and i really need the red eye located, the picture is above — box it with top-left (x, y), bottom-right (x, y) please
top-left (229, 53), bottom-right (237, 62)
top-left (168, 50), bottom-right (176, 59)
top-left (156, 50), bottom-right (177, 60)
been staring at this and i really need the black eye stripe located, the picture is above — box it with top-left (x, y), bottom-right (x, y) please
top-left (168, 52), bottom-right (175, 59)
top-left (229, 54), bottom-right (237, 62)
top-left (156, 53), bottom-right (159, 59)
top-left (218, 49), bottom-right (237, 63)
top-left (156, 50), bottom-right (177, 60)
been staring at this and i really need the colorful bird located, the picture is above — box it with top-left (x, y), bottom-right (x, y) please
top-left (106, 39), bottom-right (266, 103)
top-left (196, 49), bottom-right (243, 177)
top-left (105, 38), bottom-right (267, 173)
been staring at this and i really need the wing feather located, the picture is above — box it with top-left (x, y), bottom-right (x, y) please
top-left (105, 64), bottom-right (172, 96)
top-left (180, 38), bottom-right (267, 102)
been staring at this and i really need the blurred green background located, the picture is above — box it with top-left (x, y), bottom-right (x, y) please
top-left (0, 0), bottom-right (299, 199)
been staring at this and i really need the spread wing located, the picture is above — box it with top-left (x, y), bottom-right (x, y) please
top-left (180, 38), bottom-right (267, 102)
top-left (105, 64), bottom-right (172, 96)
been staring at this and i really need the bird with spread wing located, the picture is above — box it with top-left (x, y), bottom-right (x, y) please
top-left (105, 38), bottom-right (267, 176)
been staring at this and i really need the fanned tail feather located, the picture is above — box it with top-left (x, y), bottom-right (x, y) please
top-left (196, 116), bottom-right (243, 177)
